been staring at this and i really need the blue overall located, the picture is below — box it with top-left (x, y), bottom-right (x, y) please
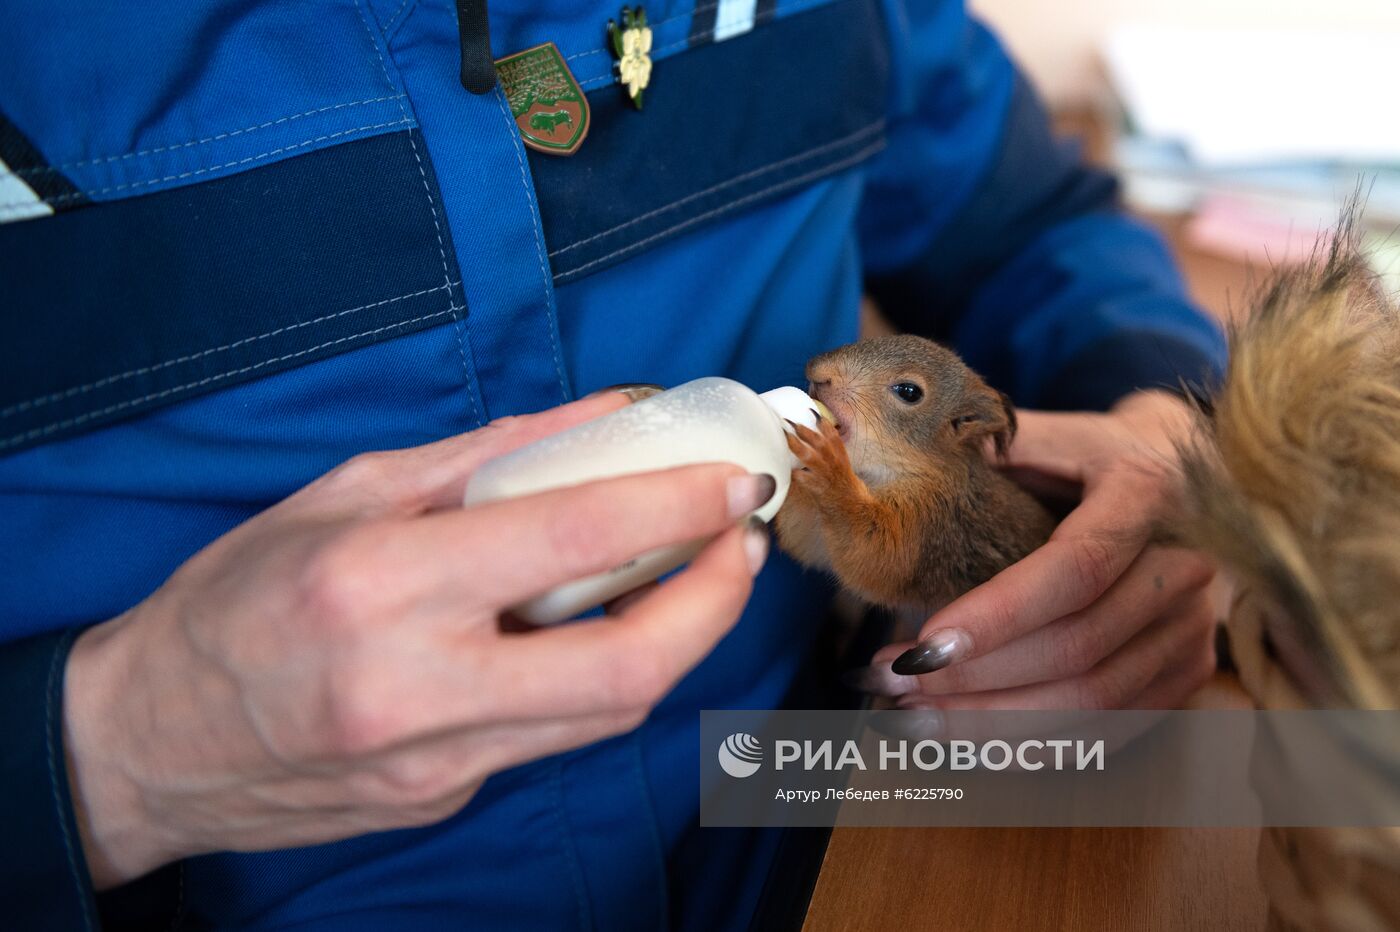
top-left (0, 1), bottom-right (1225, 928)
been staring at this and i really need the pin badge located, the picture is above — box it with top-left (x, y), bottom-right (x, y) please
top-left (608, 6), bottom-right (653, 109)
top-left (495, 42), bottom-right (590, 156)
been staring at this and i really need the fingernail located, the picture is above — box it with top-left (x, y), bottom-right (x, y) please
top-left (840, 664), bottom-right (917, 697)
top-left (743, 517), bottom-right (770, 576)
top-left (891, 629), bottom-right (972, 676)
top-left (584, 383), bottom-right (665, 403)
top-left (727, 473), bottom-right (777, 519)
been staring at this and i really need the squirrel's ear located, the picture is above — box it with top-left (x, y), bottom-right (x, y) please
top-left (954, 388), bottom-right (1017, 460)
top-left (990, 390), bottom-right (1017, 459)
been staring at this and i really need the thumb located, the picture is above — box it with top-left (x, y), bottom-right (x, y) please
top-left (402, 392), bottom-right (635, 509)
top-left (297, 393), bottom-right (633, 516)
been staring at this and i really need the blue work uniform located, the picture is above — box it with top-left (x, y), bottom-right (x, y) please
top-left (0, 0), bottom-right (1225, 928)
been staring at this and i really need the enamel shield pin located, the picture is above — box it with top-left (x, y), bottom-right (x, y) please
top-left (495, 42), bottom-right (590, 156)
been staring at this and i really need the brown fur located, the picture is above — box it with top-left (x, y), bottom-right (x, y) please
top-left (1175, 222), bottom-right (1400, 708)
top-left (774, 335), bottom-right (1055, 611)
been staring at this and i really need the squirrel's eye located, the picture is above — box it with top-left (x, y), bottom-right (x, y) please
top-left (890, 382), bottom-right (923, 404)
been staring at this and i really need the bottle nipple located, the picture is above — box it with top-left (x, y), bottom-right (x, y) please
top-left (758, 386), bottom-right (834, 431)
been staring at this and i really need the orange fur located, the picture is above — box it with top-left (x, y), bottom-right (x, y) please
top-left (774, 336), bottom-right (1054, 612)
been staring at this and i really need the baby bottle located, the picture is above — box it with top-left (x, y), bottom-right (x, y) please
top-left (463, 377), bottom-right (827, 623)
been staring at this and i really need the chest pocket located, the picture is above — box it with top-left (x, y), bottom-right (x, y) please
top-left (527, 0), bottom-right (891, 284)
top-left (0, 2), bottom-right (466, 455)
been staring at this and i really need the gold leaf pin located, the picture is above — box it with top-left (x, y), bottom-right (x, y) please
top-left (608, 6), bottom-right (652, 109)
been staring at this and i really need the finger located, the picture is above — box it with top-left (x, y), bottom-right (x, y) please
top-left (895, 589), bottom-right (1213, 713)
top-left (393, 464), bottom-right (772, 608)
top-left (863, 546), bottom-right (1202, 692)
top-left (1008, 405), bottom-right (1188, 486)
top-left (325, 522), bottom-right (764, 748)
top-left (301, 392), bottom-right (634, 515)
top-left (1124, 625), bottom-right (1217, 710)
top-left (483, 520), bottom-right (765, 719)
top-left (408, 392), bottom-right (634, 508)
top-left (887, 611), bottom-right (1215, 749)
top-left (890, 468), bottom-right (1160, 674)
top-left (897, 548), bottom-right (1216, 696)
top-left (1003, 410), bottom-right (1119, 479)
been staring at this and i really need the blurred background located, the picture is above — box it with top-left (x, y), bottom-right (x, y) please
top-left (971, 0), bottom-right (1400, 322)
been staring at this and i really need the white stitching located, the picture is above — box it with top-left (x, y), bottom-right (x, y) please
top-left (555, 137), bottom-right (885, 281)
top-left (0, 119), bottom-right (413, 210)
top-left (46, 631), bottom-right (96, 932)
top-left (563, 0), bottom-right (730, 62)
top-left (0, 283), bottom-right (460, 418)
top-left (492, 88), bottom-right (571, 401)
top-left (0, 95), bottom-right (406, 178)
top-left (0, 309), bottom-right (461, 449)
top-left (396, 103), bottom-right (479, 424)
top-left (3, 0), bottom-right (837, 184)
top-left (5, 8), bottom-right (470, 442)
top-left (549, 120), bottom-right (884, 257)
top-left (354, 0), bottom-right (483, 426)
top-left (382, 0), bottom-right (416, 37)
top-left (575, 33), bottom-right (690, 89)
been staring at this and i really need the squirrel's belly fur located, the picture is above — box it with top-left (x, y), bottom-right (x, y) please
top-left (776, 455), bottom-right (1054, 611)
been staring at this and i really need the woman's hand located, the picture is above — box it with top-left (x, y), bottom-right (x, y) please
top-left (856, 390), bottom-right (1218, 712)
top-left (62, 393), bottom-right (773, 889)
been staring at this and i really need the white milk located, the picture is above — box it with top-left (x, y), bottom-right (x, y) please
top-left (463, 377), bottom-right (824, 623)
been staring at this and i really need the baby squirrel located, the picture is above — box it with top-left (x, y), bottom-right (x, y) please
top-left (774, 335), bottom-right (1056, 611)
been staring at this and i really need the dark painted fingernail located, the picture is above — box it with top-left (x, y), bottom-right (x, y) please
top-left (840, 664), bottom-right (917, 697)
top-left (727, 473), bottom-right (777, 519)
top-left (585, 382), bottom-right (665, 403)
top-left (891, 629), bottom-right (972, 675)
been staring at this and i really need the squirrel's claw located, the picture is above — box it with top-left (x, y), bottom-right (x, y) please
top-left (817, 416), bottom-right (842, 443)
top-left (786, 414), bottom-right (854, 493)
top-left (784, 422), bottom-right (809, 464)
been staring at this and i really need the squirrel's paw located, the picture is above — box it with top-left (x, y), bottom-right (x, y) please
top-left (785, 417), bottom-right (855, 494)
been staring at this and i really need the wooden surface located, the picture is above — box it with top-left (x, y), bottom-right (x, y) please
top-left (802, 675), bottom-right (1269, 932)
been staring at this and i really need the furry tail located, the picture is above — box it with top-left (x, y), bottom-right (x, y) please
top-left (1177, 219), bottom-right (1400, 708)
